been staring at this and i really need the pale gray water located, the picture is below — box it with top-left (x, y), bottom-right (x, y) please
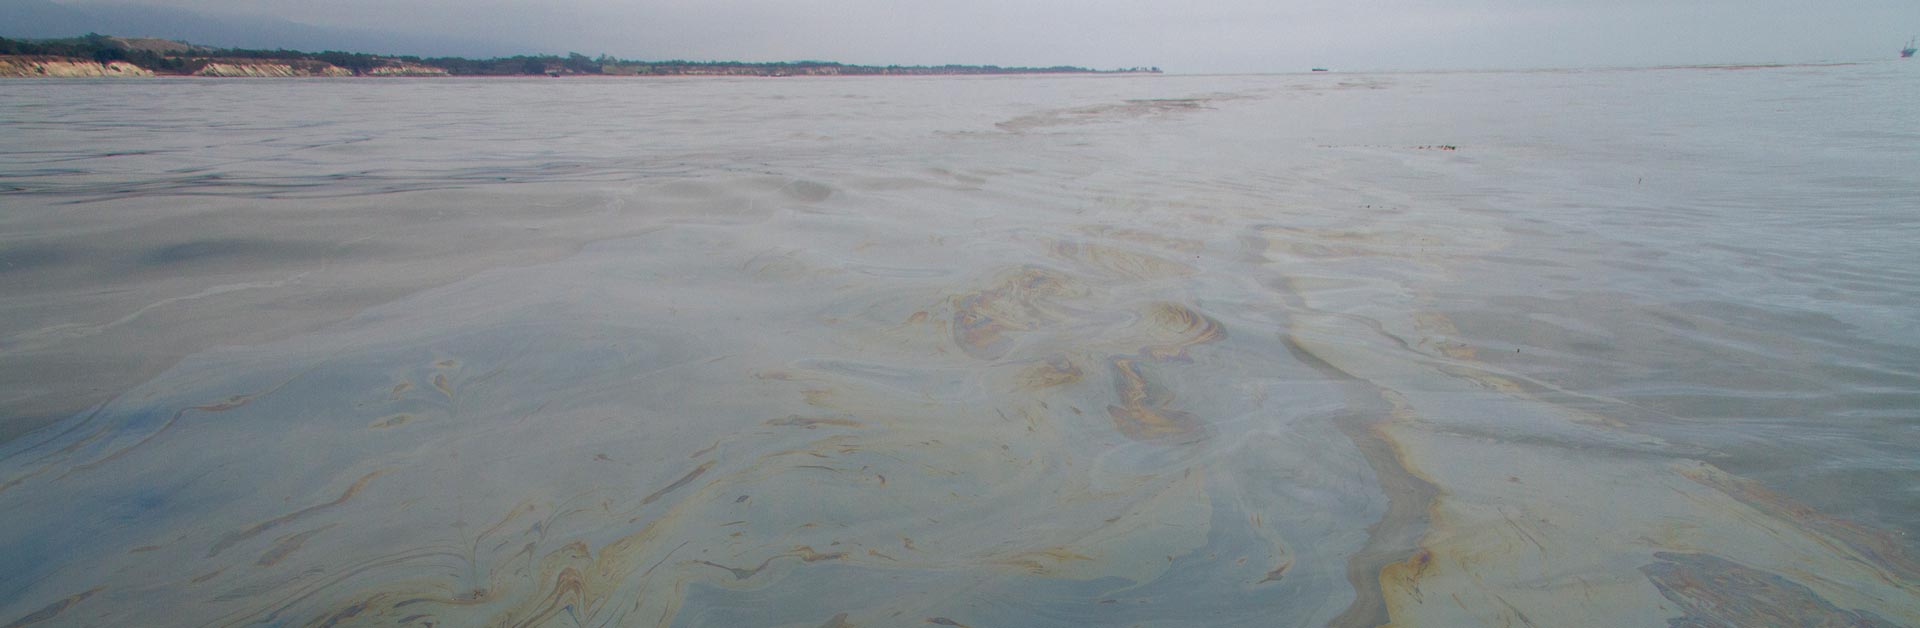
top-left (1, 66), bottom-right (1917, 627)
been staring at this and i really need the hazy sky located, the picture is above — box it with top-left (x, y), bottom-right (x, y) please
top-left (56, 0), bottom-right (1920, 71)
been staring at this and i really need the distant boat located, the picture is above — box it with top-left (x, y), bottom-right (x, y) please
top-left (1311, 68), bottom-right (1330, 72)
top-left (1904, 37), bottom-right (1917, 58)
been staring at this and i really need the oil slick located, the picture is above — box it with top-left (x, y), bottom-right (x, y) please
top-left (4, 72), bottom-right (1918, 628)
top-left (1642, 552), bottom-right (1900, 628)
top-left (0, 211), bottom-right (1350, 626)
top-left (1104, 358), bottom-right (1207, 444)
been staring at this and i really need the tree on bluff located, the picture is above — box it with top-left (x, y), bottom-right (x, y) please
top-left (565, 52), bottom-right (598, 74)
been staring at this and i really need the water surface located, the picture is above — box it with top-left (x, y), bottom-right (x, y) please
top-left (2, 66), bottom-right (1917, 626)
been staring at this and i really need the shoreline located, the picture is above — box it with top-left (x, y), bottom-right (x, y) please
top-left (0, 54), bottom-right (1159, 79)
top-left (0, 34), bottom-right (1161, 78)
top-left (0, 69), bottom-right (1160, 79)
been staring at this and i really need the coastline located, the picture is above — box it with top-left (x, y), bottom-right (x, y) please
top-left (0, 54), bottom-right (1159, 78)
top-left (0, 34), bottom-right (1160, 78)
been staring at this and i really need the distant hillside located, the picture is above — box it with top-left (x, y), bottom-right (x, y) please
top-left (0, 34), bottom-right (1161, 78)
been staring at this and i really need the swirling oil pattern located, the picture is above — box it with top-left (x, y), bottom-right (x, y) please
top-left (2, 64), bottom-right (1918, 627)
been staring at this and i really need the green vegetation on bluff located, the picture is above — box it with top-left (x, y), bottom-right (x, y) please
top-left (0, 34), bottom-right (1161, 77)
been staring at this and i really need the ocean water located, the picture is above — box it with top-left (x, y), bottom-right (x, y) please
top-left (1, 65), bottom-right (1917, 627)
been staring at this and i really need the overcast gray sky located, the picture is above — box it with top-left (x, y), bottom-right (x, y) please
top-left (53, 0), bottom-right (1920, 71)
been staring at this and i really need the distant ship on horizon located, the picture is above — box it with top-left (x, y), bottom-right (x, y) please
top-left (1904, 37), bottom-right (1916, 58)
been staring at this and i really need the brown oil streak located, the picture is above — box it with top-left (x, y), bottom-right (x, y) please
top-left (1104, 358), bottom-right (1206, 444)
top-left (240, 549), bottom-right (459, 627)
top-left (802, 389), bottom-right (833, 406)
top-left (949, 266), bottom-right (1082, 360)
top-left (368, 413), bottom-right (413, 429)
top-left (766, 416), bottom-right (866, 429)
top-left (951, 295), bottom-right (1014, 360)
top-left (795, 545), bottom-right (846, 562)
top-left (308, 597), bottom-right (373, 628)
top-left (0, 425), bottom-right (111, 494)
top-left (208, 469), bottom-right (386, 558)
top-left (1051, 241), bottom-right (1196, 280)
top-left (4, 587), bottom-right (103, 628)
top-left (474, 541), bottom-right (590, 627)
top-left (1079, 225), bottom-right (1206, 253)
top-left (689, 437), bottom-right (724, 459)
top-left (474, 503), bottom-right (537, 545)
top-left (1382, 549), bottom-right (1434, 604)
top-left (66, 392), bottom-right (261, 477)
top-left (257, 524), bottom-right (335, 567)
top-left (55, 425), bottom-right (112, 456)
top-left (639, 461), bottom-right (715, 506)
top-left (992, 547), bottom-right (1094, 574)
top-left (432, 373), bottom-right (453, 399)
top-left (1257, 557), bottom-right (1293, 584)
top-left (1277, 335), bottom-right (1441, 628)
top-left (1490, 595), bottom-right (1540, 628)
top-left (1680, 463), bottom-right (1920, 588)
top-left (475, 501), bottom-right (539, 547)
top-left (1017, 357), bottom-right (1083, 389)
top-left (507, 567), bottom-right (588, 628)
top-left (697, 546), bottom-right (846, 580)
top-left (0, 466), bottom-right (53, 496)
top-left (1411, 311), bottom-right (1477, 360)
top-left (1251, 225), bottom-right (1433, 262)
top-left (56, 364), bottom-right (316, 483)
top-left (694, 559), bottom-right (765, 580)
top-left (1138, 302), bottom-right (1226, 361)
top-left (1641, 552), bottom-right (1901, 627)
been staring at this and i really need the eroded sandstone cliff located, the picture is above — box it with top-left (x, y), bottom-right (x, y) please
top-left (191, 61), bottom-right (353, 77)
top-left (0, 56), bottom-right (154, 77)
top-left (364, 63), bottom-right (451, 76)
